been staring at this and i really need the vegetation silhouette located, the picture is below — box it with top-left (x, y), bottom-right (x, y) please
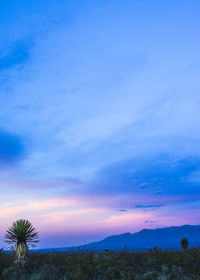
top-left (1, 249), bottom-right (200, 279)
top-left (5, 219), bottom-right (39, 279)
top-left (153, 246), bottom-right (158, 252)
top-left (181, 237), bottom-right (189, 251)
top-left (1, 226), bottom-right (200, 279)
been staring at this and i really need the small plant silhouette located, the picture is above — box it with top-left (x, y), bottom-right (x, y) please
top-left (181, 237), bottom-right (188, 250)
top-left (153, 246), bottom-right (158, 252)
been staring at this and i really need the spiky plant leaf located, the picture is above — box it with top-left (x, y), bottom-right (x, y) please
top-left (5, 219), bottom-right (39, 249)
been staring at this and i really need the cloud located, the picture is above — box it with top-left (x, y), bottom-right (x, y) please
top-left (0, 0), bottom-right (200, 184)
top-left (0, 129), bottom-right (25, 164)
top-left (90, 155), bottom-right (200, 196)
top-left (145, 219), bottom-right (155, 224)
top-left (185, 169), bottom-right (200, 183)
top-left (103, 212), bottom-right (150, 227)
top-left (135, 204), bottom-right (163, 209)
top-left (0, 37), bottom-right (33, 70)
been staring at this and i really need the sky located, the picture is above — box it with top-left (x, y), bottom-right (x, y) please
top-left (0, 0), bottom-right (200, 249)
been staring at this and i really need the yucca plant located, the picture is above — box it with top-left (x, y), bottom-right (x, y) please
top-left (5, 219), bottom-right (39, 269)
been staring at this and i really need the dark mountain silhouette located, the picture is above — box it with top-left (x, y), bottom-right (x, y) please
top-left (36, 225), bottom-right (200, 252)
top-left (78, 225), bottom-right (200, 251)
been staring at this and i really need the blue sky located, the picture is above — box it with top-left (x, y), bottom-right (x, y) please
top-left (0, 0), bottom-right (200, 248)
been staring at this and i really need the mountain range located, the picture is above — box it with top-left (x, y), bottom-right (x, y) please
top-left (38, 225), bottom-right (200, 252)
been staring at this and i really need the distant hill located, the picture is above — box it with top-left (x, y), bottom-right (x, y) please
top-left (36, 225), bottom-right (200, 252)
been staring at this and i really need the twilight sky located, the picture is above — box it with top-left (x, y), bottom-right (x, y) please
top-left (0, 0), bottom-right (200, 248)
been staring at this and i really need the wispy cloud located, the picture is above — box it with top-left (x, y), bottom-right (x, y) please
top-left (135, 204), bottom-right (163, 209)
top-left (145, 219), bottom-right (155, 224)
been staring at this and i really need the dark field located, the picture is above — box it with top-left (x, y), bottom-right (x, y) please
top-left (1, 249), bottom-right (200, 280)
